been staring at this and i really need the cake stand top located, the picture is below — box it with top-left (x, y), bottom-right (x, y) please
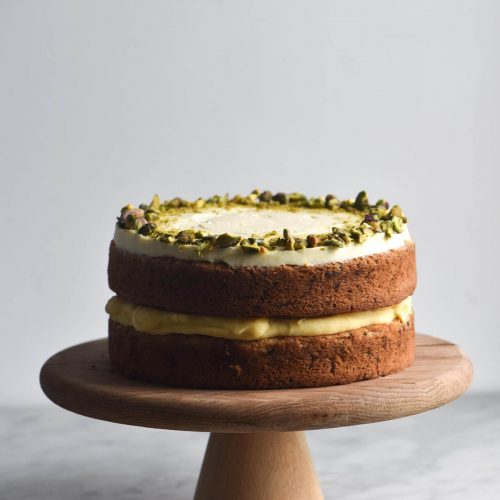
top-left (40, 334), bottom-right (472, 433)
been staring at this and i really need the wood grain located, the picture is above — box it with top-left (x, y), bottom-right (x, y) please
top-left (39, 334), bottom-right (472, 433)
top-left (194, 432), bottom-right (323, 500)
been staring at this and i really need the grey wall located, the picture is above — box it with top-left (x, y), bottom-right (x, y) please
top-left (1, 0), bottom-right (498, 404)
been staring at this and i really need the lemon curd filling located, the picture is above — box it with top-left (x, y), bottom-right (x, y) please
top-left (106, 296), bottom-right (413, 341)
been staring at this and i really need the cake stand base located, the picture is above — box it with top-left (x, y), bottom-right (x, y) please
top-left (40, 334), bottom-right (472, 500)
top-left (195, 432), bottom-right (322, 500)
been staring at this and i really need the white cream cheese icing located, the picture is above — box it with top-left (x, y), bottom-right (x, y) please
top-left (113, 224), bottom-right (412, 267)
top-left (114, 205), bottom-right (412, 267)
top-left (106, 296), bottom-right (413, 341)
top-left (166, 207), bottom-right (360, 237)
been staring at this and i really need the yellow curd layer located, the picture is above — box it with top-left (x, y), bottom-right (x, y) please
top-left (106, 296), bottom-right (412, 341)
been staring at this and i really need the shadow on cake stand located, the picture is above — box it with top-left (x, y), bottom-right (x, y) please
top-left (40, 333), bottom-right (472, 500)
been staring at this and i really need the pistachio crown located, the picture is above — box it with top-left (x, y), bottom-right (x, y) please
top-left (116, 190), bottom-right (407, 254)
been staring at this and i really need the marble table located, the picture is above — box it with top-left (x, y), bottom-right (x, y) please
top-left (1, 393), bottom-right (499, 499)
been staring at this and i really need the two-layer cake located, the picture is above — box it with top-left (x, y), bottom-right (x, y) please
top-left (106, 190), bottom-right (416, 389)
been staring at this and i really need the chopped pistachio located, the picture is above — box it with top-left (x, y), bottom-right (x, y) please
top-left (195, 241), bottom-right (211, 256)
top-left (254, 238), bottom-right (271, 250)
top-left (272, 192), bottom-right (288, 204)
top-left (392, 216), bottom-right (404, 233)
top-left (350, 228), bottom-right (367, 243)
top-left (354, 190), bottom-right (369, 210)
top-left (376, 199), bottom-right (389, 209)
top-left (176, 230), bottom-right (195, 244)
top-left (150, 194), bottom-right (161, 210)
top-left (259, 190), bottom-right (273, 202)
top-left (293, 238), bottom-right (306, 250)
top-left (214, 233), bottom-right (242, 248)
top-left (390, 205), bottom-right (407, 223)
top-left (367, 220), bottom-right (381, 232)
top-left (268, 237), bottom-right (281, 248)
top-left (307, 197), bottom-right (325, 209)
top-left (123, 208), bottom-right (145, 229)
top-left (116, 190), bottom-right (408, 252)
top-left (380, 221), bottom-right (394, 237)
top-left (166, 197), bottom-right (187, 208)
top-left (240, 241), bottom-right (261, 253)
top-left (193, 198), bottom-right (205, 209)
top-left (389, 205), bottom-right (404, 218)
top-left (332, 227), bottom-right (351, 244)
top-left (133, 217), bottom-right (148, 230)
top-left (325, 194), bottom-right (338, 208)
top-left (288, 192), bottom-right (308, 204)
top-left (340, 198), bottom-right (354, 209)
top-left (324, 237), bottom-right (344, 248)
top-left (120, 204), bottom-right (135, 216)
top-left (247, 193), bottom-right (259, 205)
top-left (159, 233), bottom-right (176, 244)
top-left (306, 234), bottom-right (320, 248)
top-left (359, 225), bottom-right (375, 240)
top-left (144, 211), bottom-right (159, 222)
top-left (283, 228), bottom-right (295, 251)
top-left (138, 222), bottom-right (155, 235)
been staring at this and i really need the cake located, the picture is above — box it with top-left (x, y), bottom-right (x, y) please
top-left (106, 190), bottom-right (416, 389)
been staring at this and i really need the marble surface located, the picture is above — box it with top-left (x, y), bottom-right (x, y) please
top-left (1, 393), bottom-right (499, 499)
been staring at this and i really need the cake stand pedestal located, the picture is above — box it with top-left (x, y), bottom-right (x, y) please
top-left (40, 334), bottom-right (472, 500)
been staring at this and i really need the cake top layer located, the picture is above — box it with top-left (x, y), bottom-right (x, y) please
top-left (116, 190), bottom-right (407, 254)
top-left (157, 207), bottom-right (359, 240)
top-left (113, 190), bottom-right (412, 267)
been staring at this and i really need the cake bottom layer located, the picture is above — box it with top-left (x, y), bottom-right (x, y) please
top-left (108, 316), bottom-right (415, 389)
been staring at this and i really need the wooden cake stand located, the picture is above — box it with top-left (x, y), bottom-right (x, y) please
top-left (40, 333), bottom-right (472, 500)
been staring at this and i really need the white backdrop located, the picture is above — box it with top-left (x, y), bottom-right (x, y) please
top-left (1, 0), bottom-right (498, 404)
